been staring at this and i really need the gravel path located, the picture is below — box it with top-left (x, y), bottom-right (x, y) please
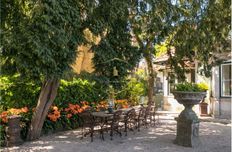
top-left (2, 117), bottom-right (231, 152)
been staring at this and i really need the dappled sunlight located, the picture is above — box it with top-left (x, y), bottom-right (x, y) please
top-left (30, 140), bottom-right (51, 145)
top-left (63, 129), bottom-right (82, 135)
top-left (200, 128), bottom-right (222, 136)
top-left (132, 136), bottom-right (157, 140)
top-left (200, 122), bottom-right (230, 136)
top-left (4, 145), bottom-right (54, 151)
top-left (133, 145), bottom-right (144, 150)
top-left (55, 135), bottom-right (68, 139)
top-left (2, 118), bottom-right (230, 152)
top-left (26, 145), bottom-right (54, 151)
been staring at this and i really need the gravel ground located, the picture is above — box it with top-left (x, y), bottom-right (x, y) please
top-left (1, 116), bottom-right (231, 152)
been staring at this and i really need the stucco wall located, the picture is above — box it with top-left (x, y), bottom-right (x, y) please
top-left (211, 66), bottom-right (231, 119)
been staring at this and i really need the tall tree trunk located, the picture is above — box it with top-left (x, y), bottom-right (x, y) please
top-left (145, 55), bottom-right (155, 108)
top-left (27, 78), bottom-right (60, 141)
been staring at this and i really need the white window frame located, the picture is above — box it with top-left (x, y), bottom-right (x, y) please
top-left (220, 63), bottom-right (232, 97)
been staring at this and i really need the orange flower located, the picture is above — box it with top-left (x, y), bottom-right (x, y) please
top-left (78, 108), bottom-right (83, 113)
top-left (53, 110), bottom-right (59, 115)
top-left (64, 107), bottom-right (70, 112)
top-left (1, 117), bottom-right (8, 123)
top-left (53, 106), bottom-right (58, 111)
top-left (21, 107), bottom-right (29, 113)
top-left (122, 105), bottom-right (129, 109)
top-left (75, 104), bottom-right (80, 109)
top-left (47, 105), bottom-right (61, 122)
top-left (8, 108), bottom-right (17, 115)
top-left (0, 111), bottom-right (8, 123)
top-left (1, 111), bottom-right (8, 116)
top-left (66, 113), bottom-right (72, 118)
top-left (81, 101), bottom-right (89, 106)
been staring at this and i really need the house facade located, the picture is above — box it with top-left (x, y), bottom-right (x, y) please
top-left (210, 58), bottom-right (231, 118)
top-left (153, 53), bottom-right (231, 118)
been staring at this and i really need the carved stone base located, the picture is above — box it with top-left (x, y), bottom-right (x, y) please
top-left (174, 117), bottom-right (200, 147)
top-left (5, 115), bottom-right (23, 147)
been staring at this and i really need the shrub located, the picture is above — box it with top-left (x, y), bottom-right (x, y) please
top-left (0, 75), bottom-right (41, 110)
top-left (175, 82), bottom-right (209, 92)
top-left (54, 78), bottom-right (107, 107)
top-left (0, 74), bottom-right (145, 143)
top-left (0, 75), bottom-right (108, 142)
top-left (117, 78), bottom-right (147, 105)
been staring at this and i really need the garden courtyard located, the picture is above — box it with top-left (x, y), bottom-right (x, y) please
top-left (2, 115), bottom-right (231, 152)
top-left (1, 1), bottom-right (231, 152)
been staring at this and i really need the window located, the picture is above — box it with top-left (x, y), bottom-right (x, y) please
top-left (220, 63), bottom-right (232, 97)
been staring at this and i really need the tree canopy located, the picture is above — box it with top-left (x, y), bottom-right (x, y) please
top-left (86, 0), bottom-right (142, 87)
top-left (1, 0), bottom-right (92, 79)
top-left (167, 0), bottom-right (231, 78)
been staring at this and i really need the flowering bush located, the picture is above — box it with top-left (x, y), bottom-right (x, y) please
top-left (64, 101), bottom-right (90, 119)
top-left (47, 106), bottom-right (61, 122)
top-left (0, 107), bottom-right (29, 146)
top-left (115, 99), bottom-right (129, 109)
top-left (0, 107), bottom-right (29, 124)
top-left (95, 101), bottom-right (108, 111)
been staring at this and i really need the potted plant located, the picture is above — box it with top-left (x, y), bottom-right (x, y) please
top-left (172, 82), bottom-right (208, 147)
top-left (0, 107), bottom-right (28, 147)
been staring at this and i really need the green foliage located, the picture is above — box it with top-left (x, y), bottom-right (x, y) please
top-left (1, 0), bottom-right (91, 79)
top-left (118, 78), bottom-right (147, 105)
top-left (88, 0), bottom-right (141, 87)
top-left (175, 82), bottom-right (209, 92)
top-left (169, 0), bottom-right (231, 78)
top-left (0, 75), bottom-right (108, 140)
top-left (0, 75), bottom-right (107, 110)
top-left (0, 124), bottom-right (6, 146)
top-left (54, 78), bottom-right (107, 107)
top-left (0, 75), bottom-right (41, 110)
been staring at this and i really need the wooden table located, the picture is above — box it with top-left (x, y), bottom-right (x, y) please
top-left (91, 111), bottom-right (114, 118)
top-left (91, 111), bottom-right (114, 140)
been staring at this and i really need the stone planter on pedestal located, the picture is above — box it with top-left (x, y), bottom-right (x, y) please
top-left (172, 91), bottom-right (206, 147)
top-left (5, 115), bottom-right (23, 147)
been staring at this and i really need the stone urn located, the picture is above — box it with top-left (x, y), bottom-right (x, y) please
top-left (172, 91), bottom-right (206, 147)
top-left (5, 115), bottom-right (23, 147)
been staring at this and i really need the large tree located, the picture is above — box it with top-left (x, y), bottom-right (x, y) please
top-left (128, 0), bottom-right (181, 108)
top-left (1, 0), bottom-right (93, 140)
top-left (128, 0), bottom-right (230, 108)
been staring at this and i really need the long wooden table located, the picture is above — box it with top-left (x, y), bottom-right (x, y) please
top-left (91, 111), bottom-right (114, 140)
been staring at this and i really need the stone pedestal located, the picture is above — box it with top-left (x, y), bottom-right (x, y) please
top-left (174, 116), bottom-right (200, 147)
top-left (5, 115), bottom-right (23, 147)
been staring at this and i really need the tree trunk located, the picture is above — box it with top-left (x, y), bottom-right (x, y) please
top-left (145, 55), bottom-right (155, 108)
top-left (27, 78), bottom-right (60, 141)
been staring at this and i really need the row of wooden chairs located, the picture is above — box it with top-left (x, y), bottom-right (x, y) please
top-left (78, 106), bottom-right (157, 141)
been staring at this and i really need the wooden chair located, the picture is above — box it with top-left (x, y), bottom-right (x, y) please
top-left (149, 106), bottom-right (158, 126)
top-left (124, 108), bottom-right (136, 136)
top-left (106, 110), bottom-right (123, 140)
top-left (78, 111), bottom-right (96, 142)
top-left (135, 107), bottom-right (146, 131)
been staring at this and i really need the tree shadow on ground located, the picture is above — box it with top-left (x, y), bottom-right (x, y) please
top-left (3, 120), bottom-right (231, 152)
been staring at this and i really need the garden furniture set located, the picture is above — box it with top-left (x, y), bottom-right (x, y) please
top-left (79, 105), bottom-right (157, 142)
